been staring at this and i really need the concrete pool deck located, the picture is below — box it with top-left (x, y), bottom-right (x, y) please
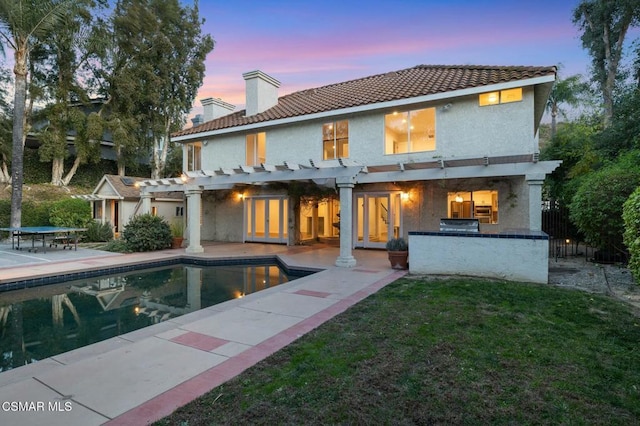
top-left (0, 242), bottom-right (404, 425)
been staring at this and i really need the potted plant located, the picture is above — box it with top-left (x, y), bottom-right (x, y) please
top-left (170, 218), bottom-right (184, 249)
top-left (385, 237), bottom-right (408, 270)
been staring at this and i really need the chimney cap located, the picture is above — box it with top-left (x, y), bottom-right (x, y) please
top-left (242, 70), bottom-right (281, 88)
top-left (201, 97), bottom-right (235, 110)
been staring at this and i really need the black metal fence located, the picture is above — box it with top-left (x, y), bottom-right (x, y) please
top-left (541, 201), bottom-right (629, 264)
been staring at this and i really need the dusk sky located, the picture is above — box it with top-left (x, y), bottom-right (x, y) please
top-left (191, 0), bottom-right (636, 118)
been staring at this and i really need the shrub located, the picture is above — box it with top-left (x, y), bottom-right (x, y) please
top-left (0, 200), bottom-right (53, 228)
top-left (569, 152), bottom-right (640, 251)
top-left (385, 237), bottom-right (408, 251)
top-left (170, 218), bottom-right (184, 237)
top-left (122, 214), bottom-right (172, 252)
top-left (22, 201), bottom-right (53, 227)
top-left (623, 187), bottom-right (640, 283)
top-left (49, 198), bottom-right (92, 228)
top-left (84, 221), bottom-right (114, 242)
top-left (102, 238), bottom-right (130, 253)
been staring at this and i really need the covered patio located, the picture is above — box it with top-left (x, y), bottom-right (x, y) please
top-left (137, 155), bottom-right (560, 269)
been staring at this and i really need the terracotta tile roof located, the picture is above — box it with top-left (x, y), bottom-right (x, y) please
top-left (174, 64), bottom-right (556, 138)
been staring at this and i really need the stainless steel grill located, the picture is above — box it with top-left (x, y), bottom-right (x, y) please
top-left (439, 218), bottom-right (480, 233)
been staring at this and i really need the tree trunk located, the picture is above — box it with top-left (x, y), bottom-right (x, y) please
top-left (551, 104), bottom-right (558, 139)
top-left (10, 45), bottom-right (28, 229)
top-left (61, 156), bottom-right (81, 186)
top-left (0, 153), bottom-right (10, 184)
top-left (151, 139), bottom-right (160, 179)
top-left (116, 145), bottom-right (125, 176)
top-left (51, 157), bottom-right (64, 186)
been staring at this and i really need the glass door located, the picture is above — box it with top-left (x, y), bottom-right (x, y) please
top-left (244, 196), bottom-right (288, 243)
top-left (355, 193), bottom-right (401, 249)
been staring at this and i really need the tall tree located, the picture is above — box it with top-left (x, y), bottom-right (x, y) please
top-left (111, 0), bottom-right (213, 179)
top-left (35, 0), bottom-right (104, 186)
top-left (573, 0), bottom-right (640, 127)
top-left (0, 0), bottom-right (75, 227)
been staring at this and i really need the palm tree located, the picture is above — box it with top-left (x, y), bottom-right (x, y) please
top-left (0, 0), bottom-right (73, 227)
top-left (546, 73), bottom-right (590, 139)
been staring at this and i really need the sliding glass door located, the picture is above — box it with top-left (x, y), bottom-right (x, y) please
top-left (355, 192), bottom-right (401, 249)
top-left (244, 196), bottom-right (288, 243)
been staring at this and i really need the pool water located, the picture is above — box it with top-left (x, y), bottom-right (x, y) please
top-left (0, 263), bottom-right (297, 372)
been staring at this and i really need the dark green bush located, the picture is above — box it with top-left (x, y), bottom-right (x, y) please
top-left (122, 214), bottom-right (172, 252)
top-left (570, 152), bottom-right (640, 250)
top-left (102, 238), bottom-right (130, 253)
top-left (0, 200), bottom-right (52, 229)
top-left (84, 221), bottom-right (114, 242)
top-left (623, 187), bottom-right (640, 283)
top-left (49, 198), bottom-right (92, 228)
top-left (22, 201), bottom-right (53, 227)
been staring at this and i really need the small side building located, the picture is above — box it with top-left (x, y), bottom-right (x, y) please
top-left (77, 175), bottom-right (184, 235)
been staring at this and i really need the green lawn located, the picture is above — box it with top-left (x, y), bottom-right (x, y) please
top-left (156, 277), bottom-right (640, 425)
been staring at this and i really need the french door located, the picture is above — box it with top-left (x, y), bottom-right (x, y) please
top-left (244, 196), bottom-right (288, 243)
top-left (355, 192), bottom-right (401, 249)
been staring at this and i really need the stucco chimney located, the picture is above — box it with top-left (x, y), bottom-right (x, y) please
top-left (242, 70), bottom-right (280, 116)
top-left (191, 114), bottom-right (203, 127)
top-left (201, 97), bottom-right (235, 122)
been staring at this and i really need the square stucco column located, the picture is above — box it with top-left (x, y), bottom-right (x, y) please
top-left (101, 199), bottom-right (106, 224)
top-left (526, 174), bottom-right (545, 231)
top-left (335, 180), bottom-right (357, 267)
top-left (185, 188), bottom-right (204, 253)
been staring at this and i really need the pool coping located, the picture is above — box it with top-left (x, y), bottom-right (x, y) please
top-left (0, 254), bottom-right (321, 292)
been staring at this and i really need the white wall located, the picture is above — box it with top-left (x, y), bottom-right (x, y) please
top-left (153, 201), bottom-right (183, 224)
top-left (199, 87), bottom-right (537, 169)
top-left (408, 232), bottom-right (549, 283)
top-left (201, 191), bottom-right (244, 241)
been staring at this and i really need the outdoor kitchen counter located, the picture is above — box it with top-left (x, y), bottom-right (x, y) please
top-left (408, 230), bottom-right (549, 284)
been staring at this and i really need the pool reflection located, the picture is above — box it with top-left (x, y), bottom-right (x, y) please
top-left (0, 264), bottom-right (292, 372)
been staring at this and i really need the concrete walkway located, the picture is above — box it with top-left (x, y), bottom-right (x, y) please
top-left (0, 243), bottom-right (404, 425)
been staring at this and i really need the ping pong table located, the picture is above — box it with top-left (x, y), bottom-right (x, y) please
top-left (0, 226), bottom-right (87, 253)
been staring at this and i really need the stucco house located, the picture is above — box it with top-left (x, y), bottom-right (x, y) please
top-left (137, 64), bottom-right (561, 282)
top-left (77, 174), bottom-right (184, 235)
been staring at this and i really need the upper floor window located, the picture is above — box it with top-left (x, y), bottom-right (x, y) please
top-left (384, 107), bottom-right (436, 154)
top-left (322, 120), bottom-right (349, 160)
top-left (479, 87), bottom-right (522, 106)
top-left (186, 142), bottom-right (202, 171)
top-left (246, 132), bottom-right (266, 166)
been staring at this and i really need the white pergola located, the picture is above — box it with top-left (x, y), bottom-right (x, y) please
top-left (138, 155), bottom-right (561, 267)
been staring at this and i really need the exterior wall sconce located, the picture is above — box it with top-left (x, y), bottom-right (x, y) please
top-left (180, 174), bottom-right (189, 183)
top-left (237, 193), bottom-right (244, 200)
top-left (401, 192), bottom-right (410, 201)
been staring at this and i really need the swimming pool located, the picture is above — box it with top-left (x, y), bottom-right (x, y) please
top-left (0, 262), bottom-right (308, 372)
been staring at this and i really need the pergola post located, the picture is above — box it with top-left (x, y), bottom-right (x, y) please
top-left (185, 187), bottom-right (204, 253)
top-left (335, 178), bottom-right (357, 267)
top-left (140, 191), bottom-right (152, 215)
